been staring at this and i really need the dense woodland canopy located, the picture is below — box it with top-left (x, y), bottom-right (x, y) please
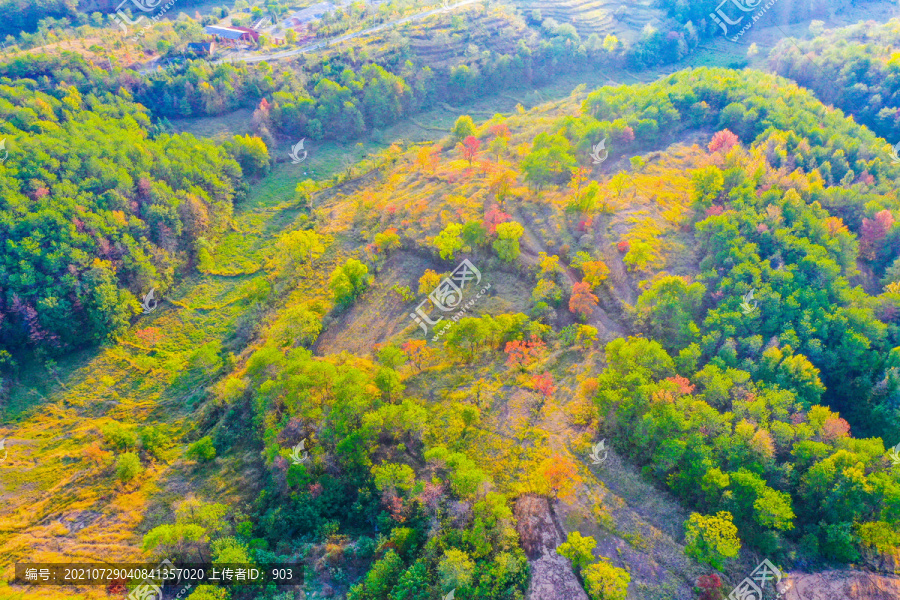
top-left (770, 18), bottom-right (900, 140)
top-left (0, 78), bottom-right (256, 360)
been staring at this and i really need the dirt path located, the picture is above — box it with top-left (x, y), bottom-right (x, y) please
top-left (513, 206), bottom-right (626, 342)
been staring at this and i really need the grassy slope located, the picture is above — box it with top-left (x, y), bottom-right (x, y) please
top-left (0, 160), bottom-right (332, 598)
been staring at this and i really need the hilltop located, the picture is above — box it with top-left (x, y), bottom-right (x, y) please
top-left (5, 60), bottom-right (900, 600)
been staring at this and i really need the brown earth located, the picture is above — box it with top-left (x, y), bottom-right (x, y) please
top-left (783, 570), bottom-right (900, 600)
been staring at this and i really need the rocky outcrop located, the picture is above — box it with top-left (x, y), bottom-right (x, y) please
top-left (514, 494), bottom-right (588, 600)
top-left (783, 570), bottom-right (900, 600)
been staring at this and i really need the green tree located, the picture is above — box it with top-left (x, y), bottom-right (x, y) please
top-left (347, 550), bottom-right (404, 600)
top-left (227, 134), bottom-right (270, 176)
top-left (684, 511), bottom-right (741, 570)
top-left (102, 421), bottom-right (136, 451)
top-left (556, 531), bottom-right (596, 572)
top-left (493, 222), bottom-right (524, 262)
top-left (186, 437), bottom-right (216, 462)
top-left (451, 115), bottom-right (477, 142)
top-left (438, 548), bottom-right (476, 591)
top-left (389, 561), bottom-right (430, 600)
top-left (691, 166), bottom-right (724, 210)
top-left (462, 220), bottom-right (488, 249)
top-left (277, 229), bottom-right (325, 265)
top-left (212, 537), bottom-right (252, 566)
top-left (329, 258), bottom-right (370, 305)
top-left (634, 276), bottom-right (705, 352)
top-left (142, 500), bottom-right (228, 562)
top-left (372, 462), bottom-right (416, 494)
top-left (374, 367), bottom-right (404, 401)
top-left (116, 452), bottom-right (143, 483)
top-left (294, 179), bottom-right (317, 208)
top-left (139, 425), bottom-right (167, 459)
top-left (445, 317), bottom-right (489, 362)
top-left (522, 132), bottom-right (576, 188)
top-left (434, 223), bottom-right (464, 260)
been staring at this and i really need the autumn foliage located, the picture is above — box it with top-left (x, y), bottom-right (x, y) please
top-left (569, 282), bottom-right (599, 320)
top-left (505, 335), bottom-right (546, 371)
top-left (696, 574), bottom-right (724, 600)
top-left (860, 209), bottom-right (895, 260)
top-left (459, 135), bottom-right (481, 166)
top-left (531, 372), bottom-right (556, 399)
top-left (540, 454), bottom-right (582, 501)
top-left (401, 340), bottom-right (430, 371)
top-left (484, 206), bottom-right (512, 235)
top-left (708, 129), bottom-right (739, 154)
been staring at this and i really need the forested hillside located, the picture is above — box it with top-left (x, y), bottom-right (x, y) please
top-left (0, 1), bottom-right (699, 136)
top-left (770, 18), bottom-right (900, 140)
top-left (6, 2), bottom-right (900, 600)
top-left (0, 80), bottom-right (261, 360)
top-left (41, 67), bottom-right (898, 599)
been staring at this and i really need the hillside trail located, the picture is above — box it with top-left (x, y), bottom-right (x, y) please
top-left (488, 209), bottom-right (699, 598)
top-left (512, 206), bottom-right (626, 342)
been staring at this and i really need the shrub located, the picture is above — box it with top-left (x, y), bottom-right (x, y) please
top-left (116, 452), bottom-right (143, 483)
top-left (186, 437), bottom-right (217, 462)
top-left (329, 258), bottom-right (370, 305)
top-left (582, 560), bottom-right (630, 600)
top-left (139, 425), bottom-right (167, 459)
top-left (102, 421), bottom-right (136, 451)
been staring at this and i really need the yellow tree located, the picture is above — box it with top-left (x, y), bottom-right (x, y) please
top-left (275, 229), bottom-right (325, 266)
top-left (416, 145), bottom-right (439, 175)
top-left (569, 166), bottom-right (590, 198)
top-left (581, 260), bottom-right (610, 289)
top-left (488, 168), bottom-right (515, 207)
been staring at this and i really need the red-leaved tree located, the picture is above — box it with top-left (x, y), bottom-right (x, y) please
top-left (505, 335), bottom-right (546, 371)
top-left (822, 417), bottom-right (851, 442)
top-left (860, 209), bottom-right (895, 260)
top-left (484, 206), bottom-right (512, 235)
top-left (708, 129), bottom-right (739, 154)
top-left (569, 282), bottom-right (599, 320)
top-left (459, 135), bottom-right (481, 166)
top-left (696, 574), bottom-right (724, 600)
top-left (532, 372), bottom-right (556, 400)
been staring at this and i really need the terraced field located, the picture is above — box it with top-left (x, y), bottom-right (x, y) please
top-left (510, 0), bottom-right (668, 41)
